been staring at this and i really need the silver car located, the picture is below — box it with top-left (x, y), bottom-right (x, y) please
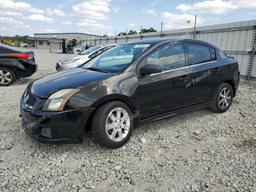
top-left (56, 44), bottom-right (116, 71)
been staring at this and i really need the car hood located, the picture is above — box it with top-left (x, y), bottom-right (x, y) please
top-left (59, 54), bottom-right (89, 62)
top-left (30, 68), bottom-right (113, 98)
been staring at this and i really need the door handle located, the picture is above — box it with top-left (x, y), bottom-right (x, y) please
top-left (179, 75), bottom-right (187, 80)
top-left (213, 67), bottom-right (221, 72)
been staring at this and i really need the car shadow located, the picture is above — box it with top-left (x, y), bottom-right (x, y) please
top-left (14, 78), bottom-right (33, 86)
top-left (21, 108), bottom-right (213, 152)
top-left (135, 108), bottom-right (213, 134)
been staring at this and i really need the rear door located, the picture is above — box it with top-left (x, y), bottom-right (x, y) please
top-left (137, 42), bottom-right (191, 118)
top-left (184, 42), bottom-right (221, 104)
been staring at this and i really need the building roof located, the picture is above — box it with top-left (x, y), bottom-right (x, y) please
top-left (126, 38), bottom-right (169, 45)
top-left (28, 37), bottom-right (63, 42)
top-left (34, 32), bottom-right (102, 37)
top-left (127, 38), bottom-right (219, 48)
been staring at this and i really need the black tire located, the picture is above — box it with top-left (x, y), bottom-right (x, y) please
top-left (211, 82), bottom-right (234, 113)
top-left (92, 101), bottom-right (134, 149)
top-left (0, 67), bottom-right (16, 86)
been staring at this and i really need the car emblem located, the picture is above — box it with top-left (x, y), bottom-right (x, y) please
top-left (24, 92), bottom-right (29, 103)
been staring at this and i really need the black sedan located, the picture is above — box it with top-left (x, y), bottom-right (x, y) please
top-left (20, 39), bottom-right (240, 148)
top-left (0, 44), bottom-right (37, 86)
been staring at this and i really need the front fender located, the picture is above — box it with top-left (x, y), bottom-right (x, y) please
top-left (68, 72), bottom-right (139, 111)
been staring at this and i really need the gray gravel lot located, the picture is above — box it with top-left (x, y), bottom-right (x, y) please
top-left (0, 48), bottom-right (256, 192)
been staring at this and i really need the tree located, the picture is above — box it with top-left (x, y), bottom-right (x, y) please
top-left (117, 32), bottom-right (127, 36)
top-left (67, 39), bottom-right (77, 47)
top-left (128, 30), bottom-right (137, 35)
top-left (140, 27), bottom-right (157, 34)
top-left (117, 30), bottom-right (138, 36)
top-left (117, 27), bottom-right (156, 36)
top-left (1, 35), bottom-right (33, 47)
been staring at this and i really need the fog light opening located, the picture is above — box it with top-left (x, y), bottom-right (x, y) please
top-left (41, 128), bottom-right (52, 138)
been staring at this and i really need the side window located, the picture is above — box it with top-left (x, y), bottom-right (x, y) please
top-left (187, 43), bottom-right (216, 65)
top-left (146, 43), bottom-right (186, 71)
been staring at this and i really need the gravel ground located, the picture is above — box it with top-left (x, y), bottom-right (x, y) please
top-left (0, 48), bottom-right (256, 192)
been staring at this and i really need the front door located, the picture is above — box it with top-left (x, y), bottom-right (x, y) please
top-left (136, 43), bottom-right (191, 119)
top-left (183, 42), bottom-right (221, 105)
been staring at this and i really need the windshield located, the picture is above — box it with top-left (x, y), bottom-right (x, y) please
top-left (84, 43), bottom-right (151, 73)
top-left (80, 45), bottom-right (101, 55)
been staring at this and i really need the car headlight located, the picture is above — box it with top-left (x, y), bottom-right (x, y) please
top-left (62, 58), bottom-right (80, 65)
top-left (43, 89), bottom-right (80, 111)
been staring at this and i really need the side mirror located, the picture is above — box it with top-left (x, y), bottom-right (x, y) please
top-left (140, 64), bottom-right (161, 76)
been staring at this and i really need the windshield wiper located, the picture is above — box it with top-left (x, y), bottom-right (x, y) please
top-left (85, 67), bottom-right (110, 73)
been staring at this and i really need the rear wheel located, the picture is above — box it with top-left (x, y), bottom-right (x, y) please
top-left (0, 67), bottom-right (16, 86)
top-left (211, 83), bottom-right (233, 113)
top-left (92, 101), bottom-right (134, 148)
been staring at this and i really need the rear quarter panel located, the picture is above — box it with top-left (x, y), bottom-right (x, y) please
top-left (219, 57), bottom-right (240, 95)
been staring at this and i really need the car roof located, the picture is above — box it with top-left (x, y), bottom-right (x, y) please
top-left (126, 38), bottom-right (169, 45)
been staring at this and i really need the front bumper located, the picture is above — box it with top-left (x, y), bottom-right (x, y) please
top-left (20, 106), bottom-right (94, 144)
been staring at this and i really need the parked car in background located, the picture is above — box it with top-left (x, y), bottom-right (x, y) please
top-left (20, 39), bottom-right (240, 148)
top-left (56, 44), bottom-right (116, 71)
top-left (0, 44), bottom-right (37, 86)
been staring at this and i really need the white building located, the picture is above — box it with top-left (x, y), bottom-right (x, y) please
top-left (29, 32), bottom-right (101, 52)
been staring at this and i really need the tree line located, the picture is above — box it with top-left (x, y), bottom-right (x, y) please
top-left (117, 27), bottom-right (157, 36)
top-left (0, 35), bottom-right (32, 47)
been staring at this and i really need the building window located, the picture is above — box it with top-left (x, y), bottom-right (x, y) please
top-left (47, 42), bottom-right (50, 46)
top-left (39, 41), bottom-right (44, 45)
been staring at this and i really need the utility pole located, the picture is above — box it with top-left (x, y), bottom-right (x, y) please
top-left (125, 28), bottom-right (128, 42)
top-left (160, 21), bottom-right (164, 38)
top-left (140, 25), bottom-right (143, 39)
top-left (114, 30), bottom-right (117, 44)
top-left (193, 15), bottom-right (197, 39)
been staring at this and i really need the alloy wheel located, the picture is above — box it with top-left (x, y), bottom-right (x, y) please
top-left (105, 107), bottom-right (131, 142)
top-left (0, 69), bottom-right (13, 85)
top-left (218, 87), bottom-right (232, 110)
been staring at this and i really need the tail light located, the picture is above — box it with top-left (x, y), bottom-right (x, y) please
top-left (9, 53), bottom-right (33, 60)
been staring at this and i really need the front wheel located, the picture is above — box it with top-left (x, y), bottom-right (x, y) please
top-left (92, 101), bottom-right (134, 148)
top-left (211, 83), bottom-right (234, 113)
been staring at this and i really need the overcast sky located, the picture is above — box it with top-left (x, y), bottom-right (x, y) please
top-left (0, 0), bottom-right (256, 36)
